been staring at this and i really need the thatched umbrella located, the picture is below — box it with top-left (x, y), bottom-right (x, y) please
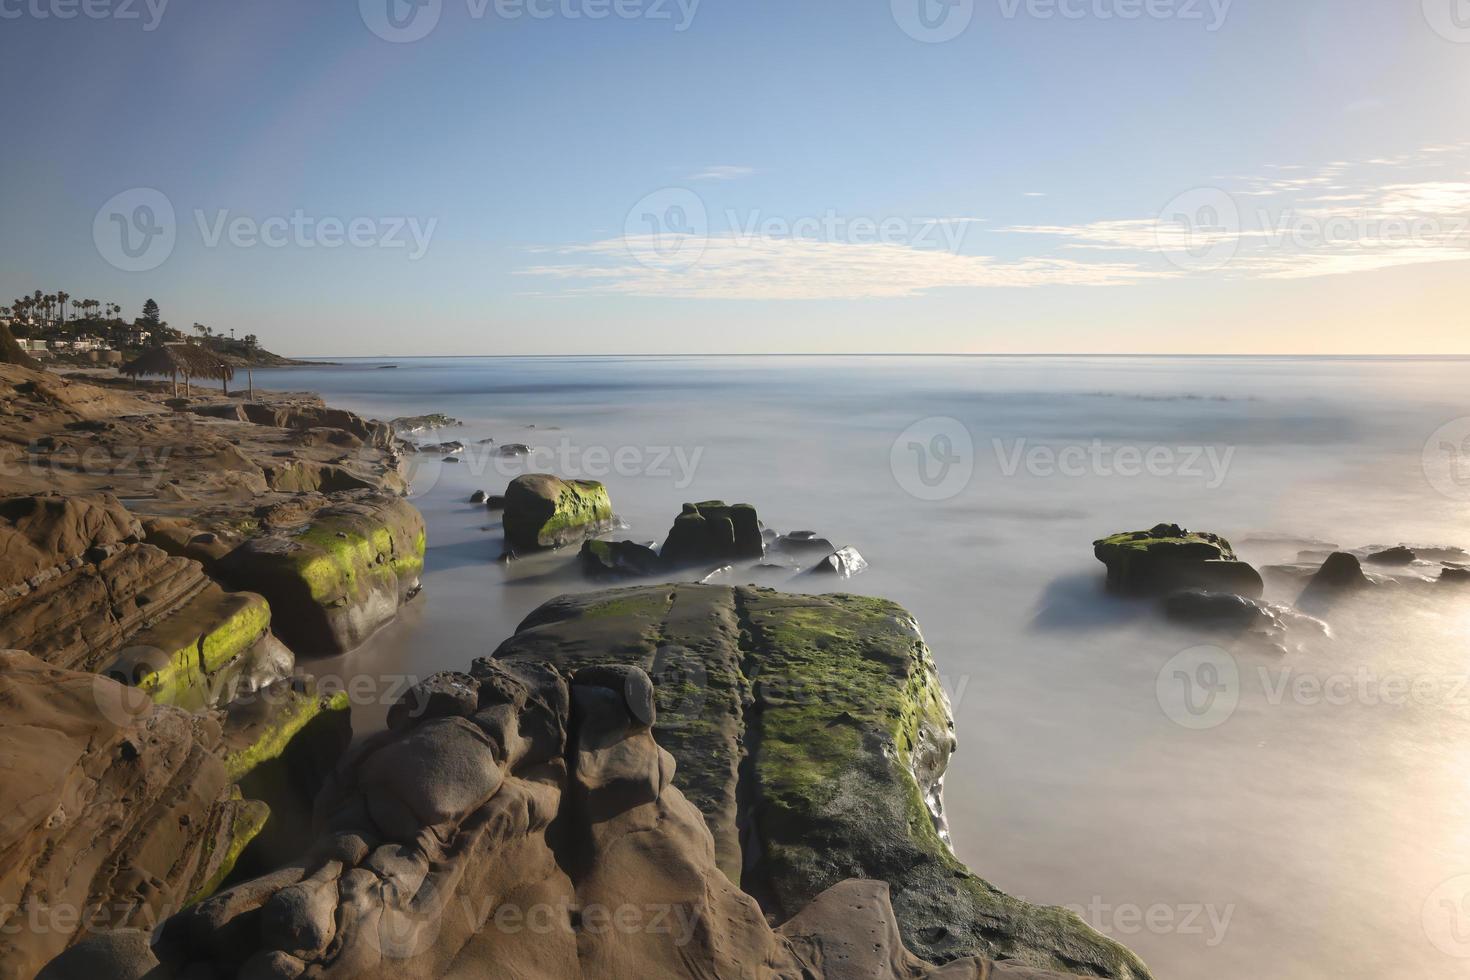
top-left (122, 344), bottom-right (235, 397)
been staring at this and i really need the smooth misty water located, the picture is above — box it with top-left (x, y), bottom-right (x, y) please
top-left (249, 355), bottom-right (1470, 979)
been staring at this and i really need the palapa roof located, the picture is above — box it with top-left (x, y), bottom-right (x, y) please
top-left (122, 344), bottom-right (234, 381)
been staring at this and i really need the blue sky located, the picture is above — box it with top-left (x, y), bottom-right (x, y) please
top-left (1, 0), bottom-right (1467, 354)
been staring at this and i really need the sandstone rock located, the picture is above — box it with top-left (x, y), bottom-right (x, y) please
top-left (1094, 524), bottom-right (1263, 598)
top-left (502, 474), bottom-right (613, 551)
top-left (659, 501), bottom-right (763, 567)
top-left (217, 492), bottom-right (425, 656)
top-left (390, 413), bottom-right (459, 434)
top-left (71, 656), bottom-right (1099, 980)
top-left (495, 585), bottom-right (1150, 977)
top-left (193, 402), bottom-right (394, 450)
top-left (0, 650), bottom-right (264, 977)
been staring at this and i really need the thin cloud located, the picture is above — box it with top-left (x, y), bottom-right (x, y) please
top-left (687, 165), bottom-right (757, 181)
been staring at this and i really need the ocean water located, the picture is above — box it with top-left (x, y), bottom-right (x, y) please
top-left (248, 355), bottom-right (1470, 979)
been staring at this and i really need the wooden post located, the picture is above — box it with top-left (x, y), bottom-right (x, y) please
top-left (247, 368), bottom-right (254, 399)
top-left (171, 369), bottom-right (178, 398)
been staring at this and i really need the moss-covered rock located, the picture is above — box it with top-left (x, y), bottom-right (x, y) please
top-left (1094, 523), bottom-right (1262, 598)
top-left (102, 586), bottom-right (291, 712)
top-left (495, 585), bottom-right (1152, 978)
top-left (217, 491), bottom-right (425, 656)
top-left (219, 681), bottom-right (353, 876)
top-left (502, 473), bottom-right (613, 550)
top-left (580, 538), bottom-right (663, 577)
top-left (660, 500), bottom-right (763, 567)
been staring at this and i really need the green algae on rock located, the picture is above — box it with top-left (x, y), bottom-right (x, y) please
top-left (217, 491), bottom-right (425, 656)
top-left (1093, 523), bottom-right (1263, 598)
top-left (494, 584), bottom-right (1152, 978)
top-left (104, 587), bottom-right (290, 711)
top-left (660, 500), bottom-right (764, 567)
top-left (502, 473), bottom-right (614, 550)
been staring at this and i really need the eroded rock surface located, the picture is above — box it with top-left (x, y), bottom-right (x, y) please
top-left (0, 650), bottom-right (263, 978)
top-left (45, 660), bottom-right (1101, 980)
top-left (495, 585), bottom-right (1150, 977)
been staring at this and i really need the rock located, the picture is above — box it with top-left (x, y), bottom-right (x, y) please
top-left (415, 441), bottom-right (463, 455)
top-left (1364, 546), bottom-right (1416, 565)
top-left (659, 501), bottom-right (763, 567)
top-left (501, 474), bottom-right (613, 551)
top-left (0, 650), bottom-right (265, 976)
top-left (772, 531), bottom-right (837, 556)
top-left (216, 492), bottom-right (425, 656)
top-left (469, 490), bottom-right (487, 504)
top-left (498, 443), bottom-right (531, 457)
top-left (1163, 589), bottom-right (1327, 650)
top-left (84, 650), bottom-right (1105, 980)
top-left (390, 413), bottom-right (458, 433)
top-left (193, 402), bottom-right (394, 450)
top-left (386, 671), bottom-right (480, 731)
top-left (1441, 567), bottom-right (1470, 585)
top-left (579, 538), bottom-right (663, 578)
top-left (219, 682), bottom-right (353, 876)
top-left (1297, 551), bottom-right (1371, 611)
top-left (1093, 524), bottom-right (1263, 598)
top-left (485, 494), bottom-right (505, 510)
top-left (442, 456), bottom-right (459, 463)
top-left (99, 586), bottom-right (291, 712)
top-left (807, 546), bottom-right (868, 578)
top-left (495, 585), bottom-right (1150, 977)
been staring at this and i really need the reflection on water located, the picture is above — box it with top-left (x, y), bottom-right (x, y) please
top-left (251, 355), bottom-right (1470, 979)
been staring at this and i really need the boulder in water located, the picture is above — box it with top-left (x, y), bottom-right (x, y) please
top-left (1364, 546), bottom-right (1416, 565)
top-left (1093, 524), bottom-right (1263, 598)
top-left (808, 545), bottom-right (868, 578)
top-left (579, 538), bottom-right (663, 578)
top-left (659, 500), bottom-right (763, 567)
top-left (501, 473), bottom-right (613, 550)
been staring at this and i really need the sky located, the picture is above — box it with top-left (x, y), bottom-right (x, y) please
top-left (1, 0), bottom-right (1468, 355)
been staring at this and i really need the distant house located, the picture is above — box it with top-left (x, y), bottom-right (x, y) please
top-left (129, 327), bottom-right (151, 346)
top-left (20, 340), bottom-right (49, 355)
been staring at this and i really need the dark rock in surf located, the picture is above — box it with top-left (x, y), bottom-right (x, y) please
top-left (659, 501), bottom-right (763, 567)
top-left (807, 546), bottom-right (868, 579)
top-left (579, 539), bottom-right (663, 578)
top-left (1297, 551), bottom-right (1371, 611)
top-left (1093, 524), bottom-right (1263, 598)
top-left (1364, 546), bottom-right (1416, 565)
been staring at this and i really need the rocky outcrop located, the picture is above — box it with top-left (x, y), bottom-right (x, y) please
top-left (46, 659), bottom-right (1095, 980)
top-left (807, 545), bottom-right (868, 578)
top-left (390, 413), bottom-right (458, 434)
top-left (0, 650), bottom-right (265, 978)
top-left (193, 402), bottom-right (395, 450)
top-left (659, 500), bottom-right (763, 567)
top-left (501, 474), bottom-right (613, 551)
top-left (1094, 524), bottom-right (1263, 598)
top-left (217, 492), bottom-right (425, 656)
top-left (495, 585), bottom-right (1150, 977)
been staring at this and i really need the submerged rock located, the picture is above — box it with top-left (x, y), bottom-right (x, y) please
top-left (807, 545), bottom-right (869, 578)
top-left (1163, 589), bottom-right (1327, 650)
top-left (579, 538), bottom-right (663, 578)
top-left (1364, 545), bottom-right (1416, 565)
top-left (495, 585), bottom-right (1151, 977)
top-left (217, 492), bottom-right (425, 656)
top-left (1297, 551), bottom-right (1371, 612)
top-left (497, 442), bottom-right (531, 457)
top-left (469, 489), bottom-right (487, 504)
top-left (1093, 524), bottom-right (1263, 598)
top-left (501, 473), bottom-right (614, 551)
top-left (659, 500), bottom-right (763, 567)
